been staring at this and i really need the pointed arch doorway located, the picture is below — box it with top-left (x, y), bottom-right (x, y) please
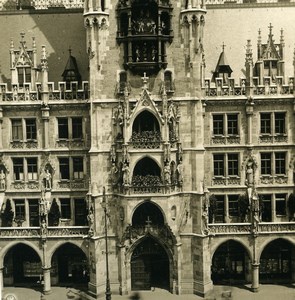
top-left (131, 237), bottom-right (170, 291)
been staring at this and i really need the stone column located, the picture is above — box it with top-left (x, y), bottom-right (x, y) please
top-left (0, 107), bottom-right (3, 149)
top-left (0, 267), bottom-right (3, 298)
top-left (43, 266), bottom-right (51, 294)
top-left (42, 107), bottom-right (50, 149)
top-left (246, 102), bottom-right (254, 145)
top-left (251, 262), bottom-right (259, 292)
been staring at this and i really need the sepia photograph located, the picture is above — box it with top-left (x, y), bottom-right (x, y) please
top-left (0, 0), bottom-right (294, 299)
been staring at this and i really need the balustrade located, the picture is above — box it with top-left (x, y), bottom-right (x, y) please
top-left (0, 226), bottom-right (88, 238)
top-left (208, 222), bottom-right (295, 234)
top-left (0, 0), bottom-right (84, 10)
top-left (129, 131), bottom-right (161, 149)
top-left (204, 77), bottom-right (294, 98)
top-left (130, 175), bottom-right (163, 193)
top-left (0, 82), bottom-right (89, 102)
top-left (212, 176), bottom-right (241, 186)
top-left (208, 223), bottom-right (252, 234)
top-left (57, 180), bottom-right (88, 190)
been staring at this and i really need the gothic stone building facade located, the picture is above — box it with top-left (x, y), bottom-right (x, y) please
top-left (0, 0), bottom-right (294, 299)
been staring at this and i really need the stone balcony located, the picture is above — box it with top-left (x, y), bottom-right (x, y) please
top-left (0, 0), bottom-right (84, 10)
top-left (204, 76), bottom-right (294, 98)
top-left (0, 81), bottom-right (89, 103)
top-left (208, 222), bottom-right (295, 235)
top-left (0, 226), bottom-right (89, 238)
top-left (205, 0), bottom-right (295, 5)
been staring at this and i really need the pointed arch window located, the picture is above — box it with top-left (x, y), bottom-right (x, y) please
top-left (130, 111), bottom-right (161, 148)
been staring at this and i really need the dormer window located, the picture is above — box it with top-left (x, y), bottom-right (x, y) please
top-left (18, 67), bottom-right (31, 88)
top-left (62, 49), bottom-right (81, 89)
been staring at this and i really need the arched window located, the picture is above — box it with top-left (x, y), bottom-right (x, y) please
top-left (130, 111), bottom-right (161, 149)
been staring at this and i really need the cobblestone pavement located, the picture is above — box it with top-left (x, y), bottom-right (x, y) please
top-left (2, 284), bottom-right (295, 300)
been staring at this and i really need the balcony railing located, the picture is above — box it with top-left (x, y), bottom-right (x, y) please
top-left (0, 226), bottom-right (89, 238)
top-left (0, 81), bottom-right (89, 102)
top-left (129, 131), bottom-right (161, 149)
top-left (0, 0), bottom-right (84, 10)
top-left (208, 222), bottom-right (295, 234)
top-left (204, 77), bottom-right (294, 98)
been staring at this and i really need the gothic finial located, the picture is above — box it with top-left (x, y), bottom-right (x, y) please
top-left (20, 31), bottom-right (25, 40)
top-left (280, 28), bottom-right (284, 43)
top-left (10, 39), bottom-right (14, 49)
top-left (221, 42), bottom-right (226, 52)
top-left (246, 40), bottom-right (252, 54)
top-left (268, 23), bottom-right (273, 37)
top-left (246, 40), bottom-right (253, 65)
top-left (258, 28), bottom-right (261, 44)
top-left (32, 37), bottom-right (36, 49)
top-left (20, 31), bottom-right (26, 47)
top-left (141, 72), bottom-right (149, 90)
top-left (68, 46), bottom-right (72, 56)
top-left (41, 45), bottom-right (48, 71)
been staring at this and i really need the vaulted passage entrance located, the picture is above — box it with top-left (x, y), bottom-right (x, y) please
top-left (211, 240), bottom-right (250, 285)
top-left (260, 239), bottom-right (294, 283)
top-left (131, 237), bottom-right (169, 291)
top-left (51, 243), bottom-right (88, 286)
top-left (3, 244), bottom-right (42, 286)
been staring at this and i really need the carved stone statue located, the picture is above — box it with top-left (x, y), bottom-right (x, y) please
top-left (39, 194), bottom-right (47, 216)
top-left (245, 161), bottom-right (254, 187)
top-left (122, 163), bottom-right (130, 186)
top-left (177, 161), bottom-right (183, 185)
top-left (44, 169), bottom-right (52, 190)
top-left (87, 208), bottom-right (94, 235)
top-left (0, 169), bottom-right (6, 190)
top-left (246, 161), bottom-right (254, 203)
top-left (40, 219), bottom-right (47, 238)
top-left (164, 163), bottom-right (171, 185)
top-left (111, 163), bottom-right (118, 185)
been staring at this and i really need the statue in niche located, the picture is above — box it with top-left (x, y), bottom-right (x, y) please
top-left (151, 45), bottom-right (157, 61)
top-left (111, 162), bottom-right (118, 185)
top-left (39, 191), bottom-right (47, 216)
top-left (246, 160), bottom-right (255, 203)
top-left (40, 218), bottom-right (47, 238)
top-left (135, 46), bottom-right (141, 62)
top-left (44, 168), bottom-right (52, 190)
top-left (122, 163), bottom-right (130, 186)
top-left (164, 163), bottom-right (171, 185)
top-left (177, 160), bottom-right (183, 185)
top-left (0, 169), bottom-right (6, 190)
top-left (245, 161), bottom-right (254, 187)
top-left (87, 207), bottom-right (95, 235)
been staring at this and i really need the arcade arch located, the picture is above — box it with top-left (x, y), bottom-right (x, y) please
top-left (3, 243), bottom-right (42, 286)
top-left (51, 242), bottom-right (89, 286)
top-left (211, 240), bottom-right (251, 284)
top-left (259, 238), bottom-right (295, 283)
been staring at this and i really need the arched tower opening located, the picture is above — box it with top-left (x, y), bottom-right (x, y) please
top-left (130, 237), bottom-right (170, 291)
